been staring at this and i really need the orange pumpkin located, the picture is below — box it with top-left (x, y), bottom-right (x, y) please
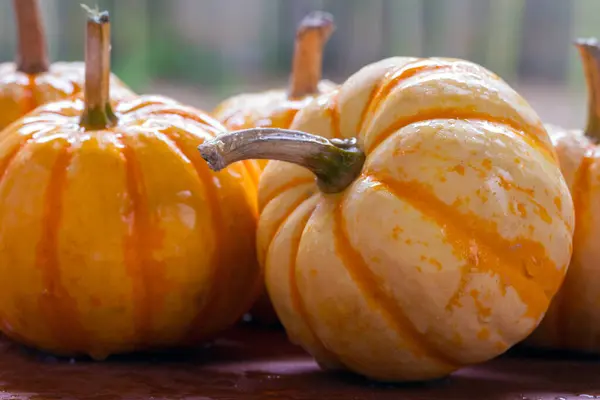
top-left (212, 10), bottom-right (336, 167)
top-left (200, 56), bottom-right (575, 381)
top-left (526, 39), bottom-right (600, 352)
top-left (0, 7), bottom-right (261, 360)
top-left (213, 11), bottom-right (336, 326)
top-left (0, 0), bottom-right (133, 131)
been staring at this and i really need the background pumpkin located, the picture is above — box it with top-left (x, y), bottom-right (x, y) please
top-left (0, 7), bottom-right (261, 360)
top-left (212, 10), bottom-right (337, 326)
top-left (526, 39), bottom-right (600, 352)
top-left (200, 56), bottom-right (575, 381)
top-left (0, 0), bottom-right (134, 131)
top-left (212, 10), bottom-right (336, 165)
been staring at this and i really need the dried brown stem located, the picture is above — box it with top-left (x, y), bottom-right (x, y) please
top-left (288, 11), bottom-right (335, 99)
top-left (13, 0), bottom-right (49, 74)
top-left (576, 38), bottom-right (600, 141)
top-left (79, 5), bottom-right (118, 130)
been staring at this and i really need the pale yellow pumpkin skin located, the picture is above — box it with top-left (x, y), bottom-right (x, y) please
top-left (257, 57), bottom-right (575, 381)
top-left (525, 125), bottom-right (600, 351)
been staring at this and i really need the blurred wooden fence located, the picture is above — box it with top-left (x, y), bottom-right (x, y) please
top-left (0, 0), bottom-right (599, 94)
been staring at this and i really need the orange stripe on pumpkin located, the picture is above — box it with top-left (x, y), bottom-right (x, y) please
top-left (325, 90), bottom-right (341, 139)
top-left (352, 59), bottom-right (553, 163)
top-left (366, 110), bottom-right (554, 164)
top-left (357, 60), bottom-right (447, 134)
top-left (368, 175), bottom-right (562, 322)
top-left (36, 139), bottom-right (89, 353)
top-left (120, 136), bottom-right (167, 348)
top-left (18, 76), bottom-right (39, 118)
top-left (333, 196), bottom-right (461, 370)
top-left (164, 132), bottom-right (231, 341)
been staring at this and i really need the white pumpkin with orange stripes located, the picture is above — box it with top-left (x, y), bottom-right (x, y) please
top-left (199, 56), bottom-right (575, 381)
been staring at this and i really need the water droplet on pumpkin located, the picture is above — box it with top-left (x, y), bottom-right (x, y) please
top-left (524, 257), bottom-right (539, 278)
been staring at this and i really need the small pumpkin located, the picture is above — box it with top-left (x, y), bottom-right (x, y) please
top-left (199, 56), bottom-right (575, 381)
top-left (0, 8), bottom-right (261, 360)
top-left (0, 0), bottom-right (133, 131)
top-left (212, 10), bottom-right (336, 167)
top-left (213, 11), bottom-right (336, 326)
top-left (526, 39), bottom-right (600, 352)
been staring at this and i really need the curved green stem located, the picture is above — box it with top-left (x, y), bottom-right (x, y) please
top-left (198, 128), bottom-right (365, 194)
top-left (79, 5), bottom-right (118, 130)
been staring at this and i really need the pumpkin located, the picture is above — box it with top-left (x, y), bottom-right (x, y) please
top-left (212, 11), bottom-right (336, 326)
top-left (212, 10), bottom-right (336, 167)
top-left (0, 0), bottom-right (133, 131)
top-left (0, 7), bottom-right (261, 360)
top-left (199, 56), bottom-right (575, 381)
top-left (526, 39), bottom-right (600, 352)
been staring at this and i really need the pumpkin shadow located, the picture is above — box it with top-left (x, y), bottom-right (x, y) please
top-left (506, 343), bottom-right (600, 362)
top-left (2, 329), bottom-right (600, 400)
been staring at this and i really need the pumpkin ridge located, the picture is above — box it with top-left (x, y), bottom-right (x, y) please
top-left (285, 197), bottom-right (342, 366)
top-left (36, 138), bottom-right (89, 353)
top-left (264, 192), bottom-right (319, 275)
top-left (161, 131), bottom-right (232, 340)
top-left (333, 194), bottom-right (461, 369)
top-left (119, 134), bottom-right (166, 347)
top-left (260, 177), bottom-right (315, 212)
top-left (367, 175), bottom-right (560, 323)
top-left (356, 59), bottom-right (432, 135)
top-left (365, 111), bottom-right (553, 163)
top-left (356, 59), bottom-right (495, 138)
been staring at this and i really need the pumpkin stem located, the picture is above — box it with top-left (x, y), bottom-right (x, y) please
top-left (13, 0), bottom-right (49, 74)
top-left (198, 128), bottom-right (365, 194)
top-left (576, 38), bottom-right (600, 141)
top-left (288, 11), bottom-right (335, 99)
top-left (79, 5), bottom-right (118, 130)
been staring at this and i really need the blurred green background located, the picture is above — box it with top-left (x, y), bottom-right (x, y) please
top-left (1, 0), bottom-right (599, 128)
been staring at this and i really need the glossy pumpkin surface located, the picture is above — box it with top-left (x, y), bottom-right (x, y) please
top-left (0, 6), bottom-right (262, 358)
top-left (255, 57), bottom-right (574, 381)
top-left (0, 94), bottom-right (262, 359)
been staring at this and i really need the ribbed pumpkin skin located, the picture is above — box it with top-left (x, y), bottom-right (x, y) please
top-left (213, 81), bottom-right (337, 325)
top-left (257, 57), bottom-right (574, 381)
top-left (0, 62), bottom-right (134, 131)
top-left (0, 94), bottom-right (261, 359)
top-left (525, 125), bottom-right (600, 352)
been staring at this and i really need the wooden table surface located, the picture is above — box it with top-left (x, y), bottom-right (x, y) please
top-left (0, 323), bottom-right (599, 400)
